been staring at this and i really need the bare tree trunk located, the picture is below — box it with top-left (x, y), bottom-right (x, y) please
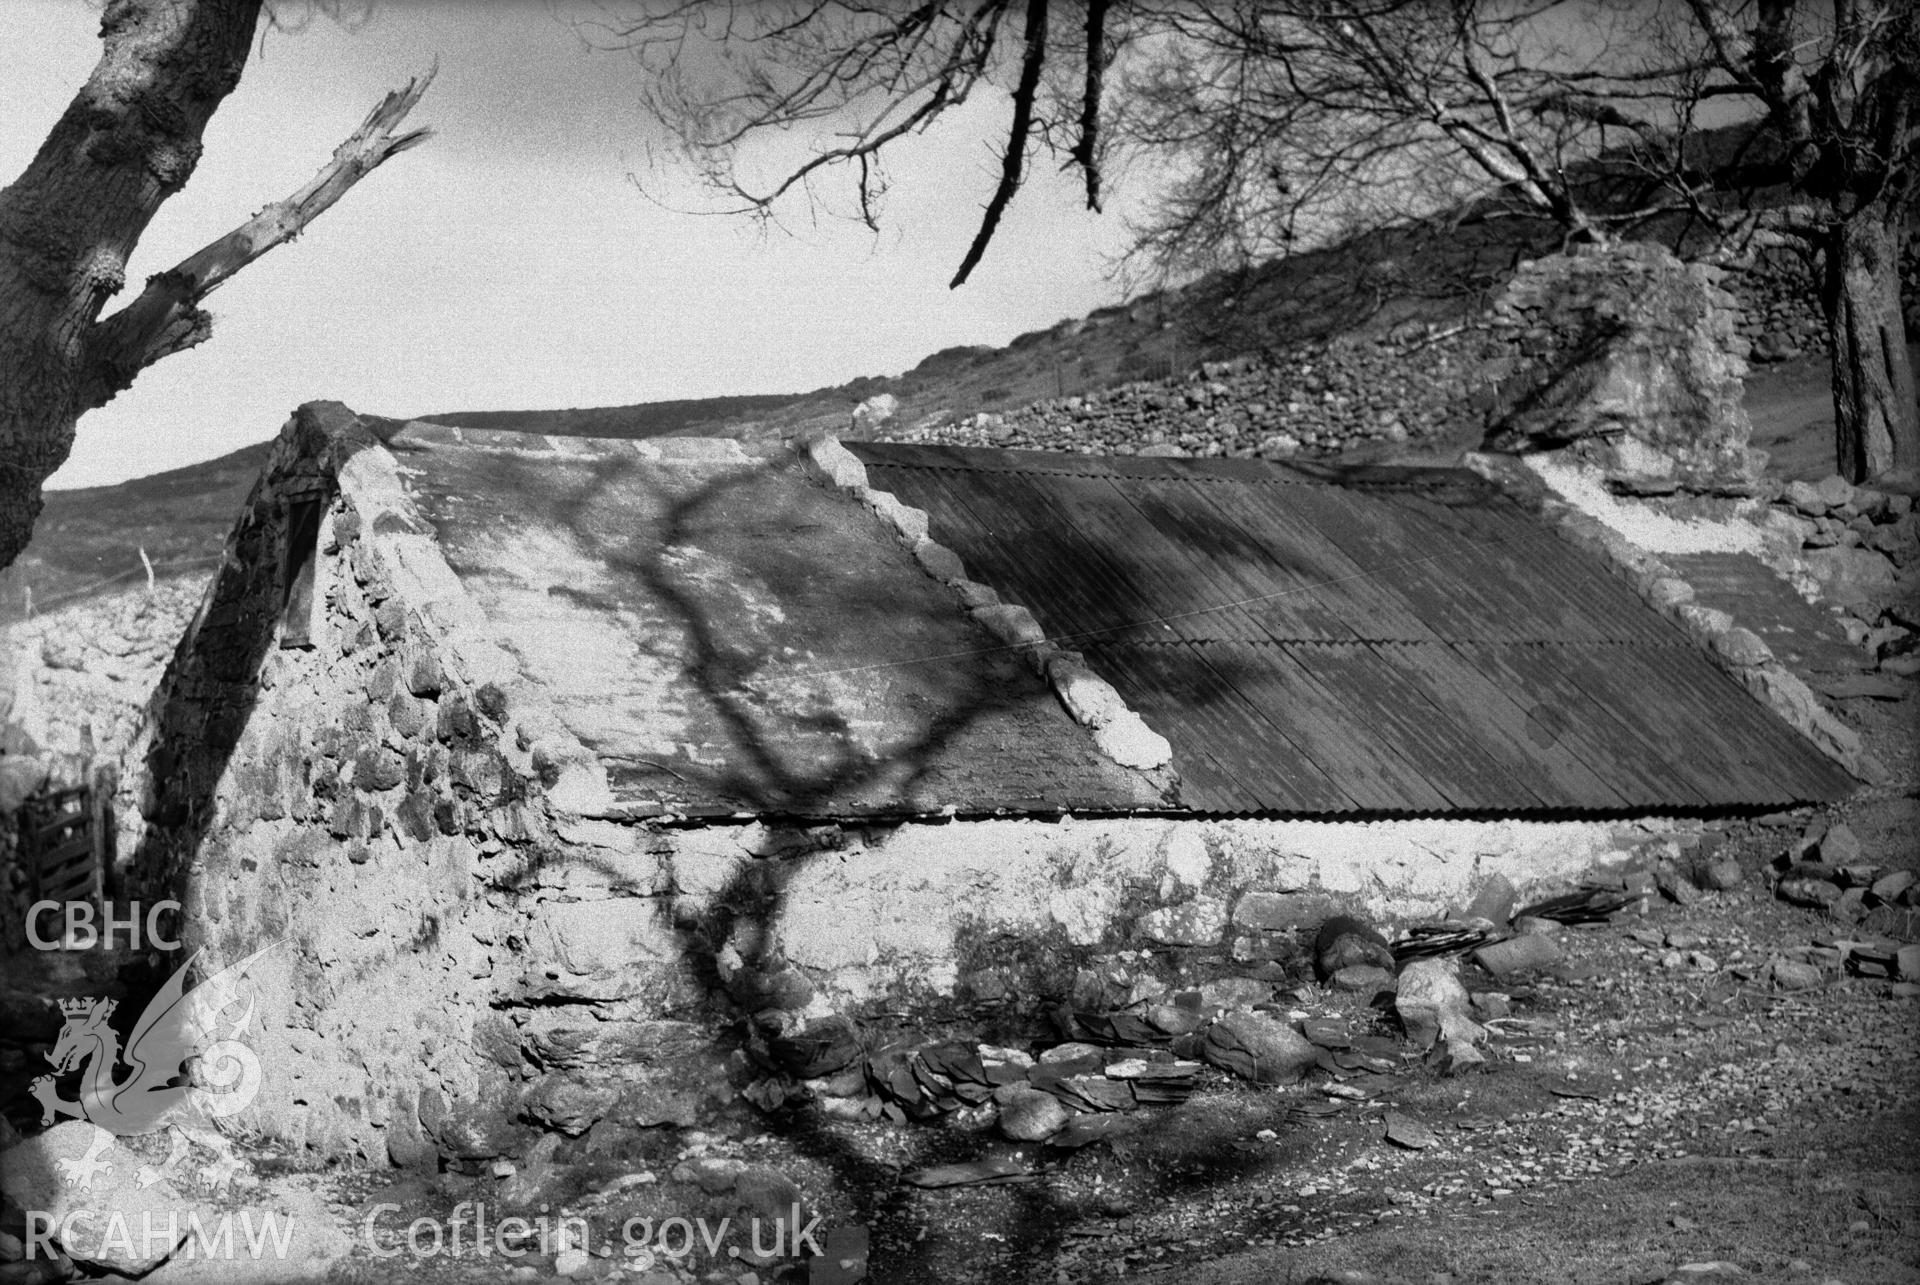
top-left (0, 0), bottom-right (262, 571)
top-left (0, 1), bottom-right (432, 574)
top-left (1823, 215), bottom-right (1920, 484)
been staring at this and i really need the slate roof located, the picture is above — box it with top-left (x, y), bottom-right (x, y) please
top-left (847, 443), bottom-right (1858, 813)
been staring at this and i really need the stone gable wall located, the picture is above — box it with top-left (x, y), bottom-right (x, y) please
top-left (116, 406), bottom-right (528, 1161)
top-left (1483, 242), bottom-right (1760, 483)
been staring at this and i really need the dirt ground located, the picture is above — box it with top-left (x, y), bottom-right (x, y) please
top-left (1743, 345), bottom-right (1920, 484)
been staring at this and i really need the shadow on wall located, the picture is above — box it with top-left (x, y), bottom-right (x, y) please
top-left (465, 446), bottom-right (1148, 1266)
top-left (121, 419), bottom-right (339, 950)
top-left (504, 437), bottom-right (1047, 913)
top-left (1481, 321), bottom-right (1636, 453)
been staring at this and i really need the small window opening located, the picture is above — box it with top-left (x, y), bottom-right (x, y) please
top-left (280, 497), bottom-right (324, 649)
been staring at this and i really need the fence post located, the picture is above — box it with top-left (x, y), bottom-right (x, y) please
top-left (90, 761), bottom-right (115, 906)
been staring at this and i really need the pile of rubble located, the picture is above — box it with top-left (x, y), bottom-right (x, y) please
top-left (1768, 474), bottom-right (1919, 651)
top-left (1766, 818), bottom-right (1920, 941)
top-left (877, 242), bottom-right (1771, 477)
top-left (886, 328), bottom-right (1490, 462)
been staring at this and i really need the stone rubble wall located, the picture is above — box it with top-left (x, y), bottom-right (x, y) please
top-left (1723, 240), bottom-right (1920, 364)
top-left (116, 404), bottom-right (563, 1163)
top-left (468, 808), bottom-right (1688, 1148)
top-left (113, 407), bottom-right (745, 1166)
top-left (651, 814), bottom-right (1668, 1015)
top-left (1726, 247), bottom-right (1829, 363)
top-left (1483, 243), bottom-right (1760, 484)
top-left (1766, 475), bottom-right (1920, 624)
top-left (1, 581), bottom-right (202, 766)
top-left (884, 242), bottom-right (1789, 478)
top-left (1, 582), bottom-right (204, 952)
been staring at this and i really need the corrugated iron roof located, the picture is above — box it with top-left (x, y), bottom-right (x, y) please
top-left (1666, 551), bottom-right (1870, 676)
top-left (851, 442), bottom-right (1857, 812)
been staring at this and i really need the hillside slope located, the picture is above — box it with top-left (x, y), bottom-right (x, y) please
top-left (1, 209), bottom-right (1888, 615)
top-left (0, 442), bottom-right (270, 626)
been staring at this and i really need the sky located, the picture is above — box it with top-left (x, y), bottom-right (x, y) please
top-left (1, 0), bottom-right (1139, 489)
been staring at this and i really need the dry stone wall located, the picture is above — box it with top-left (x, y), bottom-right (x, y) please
top-left (1722, 240), bottom-right (1920, 365)
top-left (885, 242), bottom-right (1785, 480)
top-left (1, 581), bottom-right (201, 770)
top-left (1, 583), bottom-right (203, 954)
top-left (889, 328), bottom-right (1495, 460)
top-left (1727, 248), bottom-right (1828, 364)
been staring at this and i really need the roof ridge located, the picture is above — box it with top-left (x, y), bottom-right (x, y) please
top-left (385, 419), bottom-right (761, 466)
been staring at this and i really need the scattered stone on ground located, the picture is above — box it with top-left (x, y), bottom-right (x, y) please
top-left (1472, 933), bottom-right (1565, 979)
top-left (1312, 915), bottom-right (1395, 979)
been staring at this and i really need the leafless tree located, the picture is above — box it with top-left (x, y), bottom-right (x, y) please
top-left (1676, 1), bottom-right (1917, 482)
top-left (0, 0), bottom-right (432, 572)
top-left (605, 0), bottom-right (1917, 483)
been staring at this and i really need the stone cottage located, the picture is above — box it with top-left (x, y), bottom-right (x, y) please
top-left (114, 401), bottom-right (1853, 1163)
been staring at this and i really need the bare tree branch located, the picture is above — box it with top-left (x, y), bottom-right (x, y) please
top-left (1070, 0), bottom-right (1110, 211)
top-left (950, 0), bottom-right (1049, 287)
top-left (79, 63), bottom-right (437, 410)
top-left (596, 0), bottom-right (1916, 478)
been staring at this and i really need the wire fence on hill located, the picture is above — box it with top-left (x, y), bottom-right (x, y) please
top-left (0, 550), bottom-right (223, 628)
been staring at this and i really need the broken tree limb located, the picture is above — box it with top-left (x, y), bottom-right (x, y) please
top-left (78, 62), bottom-right (438, 411)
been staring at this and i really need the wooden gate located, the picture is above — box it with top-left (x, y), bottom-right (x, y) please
top-left (19, 767), bottom-right (113, 932)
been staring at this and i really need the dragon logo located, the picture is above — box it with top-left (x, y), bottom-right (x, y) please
top-left (30, 944), bottom-right (278, 1197)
